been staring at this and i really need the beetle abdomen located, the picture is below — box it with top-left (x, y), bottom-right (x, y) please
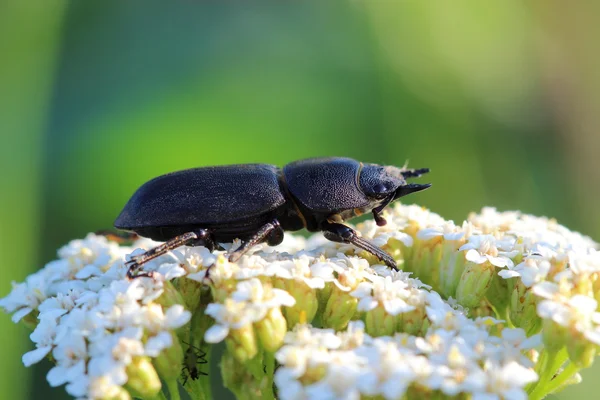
top-left (283, 157), bottom-right (369, 213)
top-left (115, 164), bottom-right (286, 229)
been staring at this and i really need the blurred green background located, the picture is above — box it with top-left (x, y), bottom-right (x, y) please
top-left (1, 1), bottom-right (599, 399)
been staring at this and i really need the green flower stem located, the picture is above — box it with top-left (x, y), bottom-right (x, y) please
top-left (153, 391), bottom-right (168, 400)
top-left (166, 379), bottom-right (181, 400)
top-left (263, 351), bottom-right (276, 400)
top-left (529, 348), bottom-right (569, 400)
top-left (544, 362), bottom-right (579, 396)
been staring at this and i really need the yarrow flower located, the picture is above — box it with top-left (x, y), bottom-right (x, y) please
top-left (1, 204), bottom-right (598, 399)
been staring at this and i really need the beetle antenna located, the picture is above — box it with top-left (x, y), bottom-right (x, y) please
top-left (401, 168), bottom-right (430, 179)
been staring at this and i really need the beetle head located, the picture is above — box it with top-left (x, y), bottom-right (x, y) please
top-left (359, 164), bottom-right (430, 226)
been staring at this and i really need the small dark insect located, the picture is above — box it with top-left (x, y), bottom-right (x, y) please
top-left (114, 157), bottom-right (430, 278)
top-left (180, 342), bottom-right (208, 386)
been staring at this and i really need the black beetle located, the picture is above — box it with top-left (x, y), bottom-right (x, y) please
top-left (115, 157), bottom-right (430, 277)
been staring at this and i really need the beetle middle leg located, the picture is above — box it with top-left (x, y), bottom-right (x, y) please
top-left (126, 229), bottom-right (216, 279)
top-left (227, 219), bottom-right (284, 262)
top-left (321, 222), bottom-right (398, 270)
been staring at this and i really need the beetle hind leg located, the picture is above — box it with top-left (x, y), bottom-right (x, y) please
top-left (126, 229), bottom-right (215, 279)
top-left (227, 219), bottom-right (284, 263)
top-left (321, 222), bottom-right (398, 270)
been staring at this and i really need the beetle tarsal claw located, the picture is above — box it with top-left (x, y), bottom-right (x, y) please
top-left (373, 211), bottom-right (387, 227)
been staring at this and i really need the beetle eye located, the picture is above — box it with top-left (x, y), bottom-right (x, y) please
top-left (372, 183), bottom-right (388, 195)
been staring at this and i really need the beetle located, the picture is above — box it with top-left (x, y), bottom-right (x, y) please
top-left (115, 157), bottom-right (430, 278)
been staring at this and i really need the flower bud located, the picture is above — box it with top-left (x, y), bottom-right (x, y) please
top-left (108, 387), bottom-right (131, 400)
top-left (509, 281), bottom-right (542, 335)
top-left (397, 307), bottom-right (428, 336)
top-left (221, 351), bottom-right (269, 399)
top-left (125, 356), bottom-right (161, 398)
top-left (365, 306), bottom-right (396, 337)
top-left (226, 324), bottom-right (258, 363)
top-left (414, 240), bottom-right (443, 288)
top-left (382, 237), bottom-right (409, 266)
top-left (176, 277), bottom-right (204, 311)
top-left (156, 280), bottom-right (186, 310)
top-left (276, 280), bottom-right (318, 328)
top-left (255, 307), bottom-right (288, 352)
top-left (486, 274), bottom-right (510, 315)
top-left (438, 244), bottom-right (468, 299)
top-left (152, 332), bottom-right (184, 380)
top-left (456, 261), bottom-right (495, 308)
top-left (322, 287), bottom-right (358, 331)
top-left (541, 319), bottom-right (568, 353)
top-left (566, 334), bottom-right (597, 368)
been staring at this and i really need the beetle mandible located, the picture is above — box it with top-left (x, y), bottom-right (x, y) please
top-left (114, 157), bottom-right (430, 278)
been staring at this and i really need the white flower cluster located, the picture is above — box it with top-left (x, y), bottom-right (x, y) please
top-left (275, 309), bottom-right (539, 400)
top-left (0, 235), bottom-right (191, 398)
top-left (1, 203), bottom-right (598, 400)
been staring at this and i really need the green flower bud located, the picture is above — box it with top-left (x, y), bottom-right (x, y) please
top-left (221, 351), bottom-right (269, 400)
top-left (438, 243), bottom-right (468, 299)
top-left (397, 307), bottom-right (428, 336)
top-left (152, 332), bottom-right (184, 380)
top-left (276, 279), bottom-right (318, 328)
top-left (410, 238), bottom-right (443, 288)
top-left (105, 386), bottom-right (132, 400)
top-left (255, 307), bottom-right (288, 352)
top-left (486, 273), bottom-right (511, 315)
top-left (125, 356), bottom-right (161, 398)
top-left (226, 324), bottom-right (258, 363)
top-left (542, 319), bottom-right (568, 353)
top-left (456, 261), bottom-right (495, 309)
top-left (365, 306), bottom-right (396, 337)
top-left (509, 281), bottom-right (542, 335)
top-left (156, 280), bottom-right (186, 310)
top-left (552, 372), bottom-right (582, 394)
top-left (384, 237), bottom-right (411, 266)
top-left (592, 273), bottom-right (600, 306)
top-left (322, 287), bottom-right (358, 331)
top-left (470, 298), bottom-right (496, 319)
top-left (567, 334), bottom-right (597, 368)
top-left (175, 277), bottom-right (204, 311)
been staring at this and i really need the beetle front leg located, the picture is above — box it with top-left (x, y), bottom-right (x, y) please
top-left (227, 219), bottom-right (284, 263)
top-left (126, 229), bottom-right (215, 279)
top-left (321, 222), bottom-right (398, 270)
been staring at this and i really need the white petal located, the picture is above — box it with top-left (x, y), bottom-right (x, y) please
top-left (157, 263), bottom-right (187, 280)
top-left (22, 346), bottom-right (52, 366)
top-left (536, 300), bottom-right (560, 319)
top-left (357, 297), bottom-right (378, 312)
top-left (145, 332), bottom-right (173, 356)
top-left (65, 375), bottom-right (89, 397)
top-left (350, 282), bottom-right (373, 299)
top-left (465, 249), bottom-right (488, 264)
top-left (584, 330), bottom-right (600, 346)
top-left (502, 388), bottom-right (527, 400)
top-left (303, 277), bottom-right (325, 289)
top-left (273, 289), bottom-right (296, 307)
top-left (569, 295), bottom-right (597, 313)
top-left (488, 255), bottom-right (513, 268)
top-left (205, 324), bottom-right (229, 343)
top-left (47, 365), bottom-right (69, 386)
top-left (383, 299), bottom-right (415, 316)
top-left (11, 307), bottom-right (33, 323)
top-left (164, 304), bottom-right (191, 328)
top-left (498, 270), bottom-right (520, 280)
top-left (531, 282), bottom-right (558, 299)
